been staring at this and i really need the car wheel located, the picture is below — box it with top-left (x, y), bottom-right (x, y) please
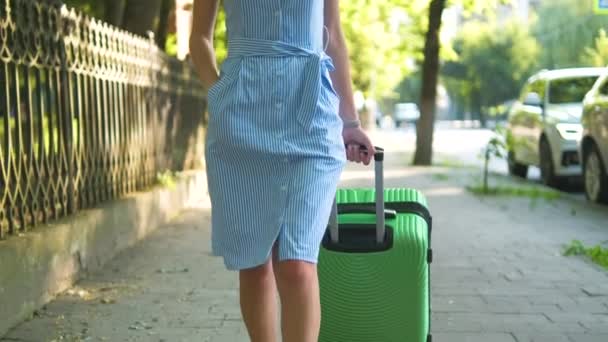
top-left (539, 138), bottom-right (561, 187)
top-left (508, 150), bottom-right (528, 178)
top-left (583, 144), bottom-right (608, 204)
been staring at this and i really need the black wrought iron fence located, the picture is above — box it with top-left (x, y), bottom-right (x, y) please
top-left (0, 0), bottom-right (207, 238)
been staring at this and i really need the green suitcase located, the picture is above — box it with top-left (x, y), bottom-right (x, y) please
top-left (318, 147), bottom-right (433, 342)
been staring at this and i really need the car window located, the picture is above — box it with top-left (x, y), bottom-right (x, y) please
top-left (548, 76), bottom-right (598, 104)
top-left (529, 80), bottom-right (546, 99)
top-left (520, 79), bottom-right (545, 103)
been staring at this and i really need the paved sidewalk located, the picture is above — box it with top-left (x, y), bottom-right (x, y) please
top-left (2, 151), bottom-right (608, 342)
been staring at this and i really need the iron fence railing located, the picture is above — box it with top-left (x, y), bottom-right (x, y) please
top-left (0, 0), bottom-right (207, 238)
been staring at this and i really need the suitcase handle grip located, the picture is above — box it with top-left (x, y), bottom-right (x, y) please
top-left (329, 145), bottom-right (385, 244)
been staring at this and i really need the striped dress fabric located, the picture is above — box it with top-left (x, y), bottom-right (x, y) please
top-left (205, 0), bottom-right (347, 270)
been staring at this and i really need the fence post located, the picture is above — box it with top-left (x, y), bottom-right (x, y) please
top-left (59, 5), bottom-right (76, 215)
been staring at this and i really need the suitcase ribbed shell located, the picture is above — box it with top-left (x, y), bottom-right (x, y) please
top-left (318, 188), bottom-right (431, 342)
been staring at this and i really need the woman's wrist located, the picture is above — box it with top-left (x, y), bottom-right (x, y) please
top-left (342, 117), bottom-right (361, 129)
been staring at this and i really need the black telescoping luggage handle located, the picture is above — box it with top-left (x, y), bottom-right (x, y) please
top-left (337, 204), bottom-right (397, 220)
top-left (329, 145), bottom-right (386, 244)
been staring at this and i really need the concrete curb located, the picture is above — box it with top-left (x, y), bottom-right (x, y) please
top-left (0, 170), bottom-right (208, 337)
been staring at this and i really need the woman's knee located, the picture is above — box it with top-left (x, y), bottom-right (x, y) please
top-left (240, 259), bottom-right (274, 286)
top-left (275, 260), bottom-right (317, 286)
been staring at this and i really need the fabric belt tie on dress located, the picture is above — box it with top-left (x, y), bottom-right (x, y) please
top-left (227, 38), bottom-right (335, 133)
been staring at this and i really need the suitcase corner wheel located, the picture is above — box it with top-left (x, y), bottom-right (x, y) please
top-left (318, 146), bottom-right (433, 342)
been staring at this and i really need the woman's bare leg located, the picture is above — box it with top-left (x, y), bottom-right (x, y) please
top-left (274, 260), bottom-right (321, 342)
top-left (239, 259), bottom-right (279, 342)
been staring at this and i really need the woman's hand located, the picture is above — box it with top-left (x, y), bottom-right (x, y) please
top-left (342, 126), bottom-right (375, 165)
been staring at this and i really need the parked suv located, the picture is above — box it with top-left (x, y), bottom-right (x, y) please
top-left (580, 69), bottom-right (608, 203)
top-left (506, 68), bottom-right (604, 187)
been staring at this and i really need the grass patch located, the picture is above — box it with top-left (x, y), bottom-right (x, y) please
top-left (156, 170), bottom-right (178, 189)
top-left (563, 240), bottom-right (608, 270)
top-left (466, 184), bottom-right (561, 200)
top-left (432, 173), bottom-right (450, 181)
top-left (434, 157), bottom-right (469, 169)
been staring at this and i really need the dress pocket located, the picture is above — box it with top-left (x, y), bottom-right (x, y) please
top-left (321, 68), bottom-right (340, 101)
top-left (207, 57), bottom-right (243, 112)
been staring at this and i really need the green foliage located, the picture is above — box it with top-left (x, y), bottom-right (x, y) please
top-left (62, 0), bottom-right (106, 19)
top-left (339, 1), bottom-right (420, 99)
top-left (563, 240), bottom-right (608, 270)
top-left (60, 0), bottom-right (172, 52)
top-left (395, 71), bottom-right (423, 105)
top-left (532, 0), bottom-right (607, 69)
top-left (467, 183), bottom-right (562, 200)
top-left (392, 0), bottom-right (512, 114)
top-left (434, 157), bottom-right (469, 168)
top-left (453, 0), bottom-right (513, 18)
top-left (213, 5), bottom-right (228, 65)
top-left (479, 126), bottom-right (508, 192)
top-left (442, 19), bottom-right (540, 119)
top-left (156, 170), bottom-right (177, 189)
top-left (581, 29), bottom-right (608, 67)
top-left (432, 173), bottom-right (450, 181)
top-left (563, 240), bottom-right (587, 256)
top-left (165, 33), bottom-right (178, 57)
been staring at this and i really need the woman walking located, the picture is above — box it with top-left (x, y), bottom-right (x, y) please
top-left (189, 1), bottom-right (375, 341)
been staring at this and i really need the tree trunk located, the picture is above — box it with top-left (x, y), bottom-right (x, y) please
top-left (155, 0), bottom-right (174, 49)
top-left (121, 0), bottom-right (163, 39)
top-left (471, 89), bottom-right (483, 127)
top-left (104, 0), bottom-right (126, 27)
top-left (413, 0), bottom-right (446, 166)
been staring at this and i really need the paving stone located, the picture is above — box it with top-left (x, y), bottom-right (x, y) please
top-left (431, 295), bottom-right (487, 312)
top-left (558, 297), bottom-right (608, 314)
top-left (566, 334), bottom-right (608, 342)
top-left (512, 334), bottom-right (571, 342)
top-left (481, 295), bottom-right (562, 314)
top-left (581, 286), bottom-right (608, 297)
top-left (432, 332), bottom-right (516, 342)
top-left (527, 294), bottom-right (579, 307)
top-left (432, 312), bottom-right (555, 333)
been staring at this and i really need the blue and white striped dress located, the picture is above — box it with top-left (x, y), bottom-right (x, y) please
top-left (205, 0), bottom-right (347, 270)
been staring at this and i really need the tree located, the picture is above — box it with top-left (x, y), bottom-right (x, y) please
top-left (442, 20), bottom-right (540, 125)
top-left (413, 0), bottom-right (446, 166)
top-left (62, 0), bottom-right (105, 18)
top-left (61, 0), bottom-right (171, 49)
top-left (121, 0), bottom-right (164, 38)
top-left (532, 0), bottom-right (606, 69)
top-left (104, 0), bottom-right (127, 27)
top-left (156, 0), bottom-right (175, 48)
top-left (339, 1), bottom-right (420, 100)
top-left (581, 29), bottom-right (608, 67)
top-left (412, 0), bottom-right (513, 166)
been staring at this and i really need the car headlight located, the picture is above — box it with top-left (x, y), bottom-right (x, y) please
top-left (555, 123), bottom-right (583, 141)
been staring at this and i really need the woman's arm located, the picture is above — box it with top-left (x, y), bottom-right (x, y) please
top-left (189, 0), bottom-right (220, 89)
top-left (324, 0), bottom-right (375, 164)
top-left (324, 0), bottom-right (358, 123)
